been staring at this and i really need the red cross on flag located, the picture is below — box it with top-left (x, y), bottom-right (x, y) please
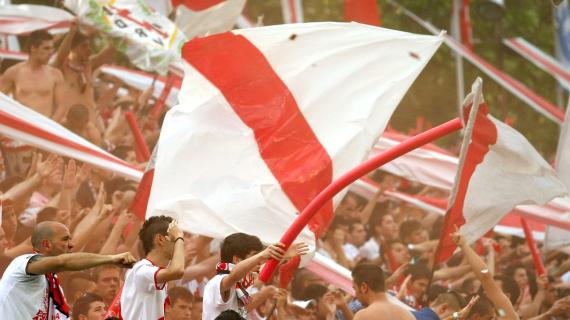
top-left (435, 78), bottom-right (568, 264)
top-left (146, 22), bottom-right (443, 245)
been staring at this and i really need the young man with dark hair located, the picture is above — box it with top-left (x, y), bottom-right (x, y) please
top-left (120, 215), bottom-right (185, 319)
top-left (165, 286), bottom-right (194, 320)
top-left (400, 263), bottom-right (431, 310)
top-left (73, 293), bottom-right (106, 320)
top-left (351, 263), bottom-right (414, 320)
top-left (399, 220), bottom-right (429, 245)
top-left (0, 30), bottom-right (65, 118)
top-left (203, 232), bottom-right (308, 319)
top-left (0, 221), bottom-right (135, 319)
top-left (92, 265), bottom-right (121, 307)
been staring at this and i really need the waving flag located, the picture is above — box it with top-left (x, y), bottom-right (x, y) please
top-left (281, 0), bottom-right (303, 23)
top-left (146, 22), bottom-right (442, 245)
top-left (65, 0), bottom-right (187, 74)
top-left (0, 4), bottom-right (73, 35)
top-left (175, 0), bottom-right (246, 39)
top-left (435, 79), bottom-right (568, 264)
top-left (343, 0), bottom-right (380, 26)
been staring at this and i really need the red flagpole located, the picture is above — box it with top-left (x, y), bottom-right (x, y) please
top-left (520, 217), bottom-right (546, 276)
top-left (260, 117), bottom-right (464, 282)
top-left (125, 111), bottom-right (151, 162)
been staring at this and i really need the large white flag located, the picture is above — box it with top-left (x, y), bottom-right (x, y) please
top-left (175, 0), bottom-right (246, 39)
top-left (0, 4), bottom-right (73, 35)
top-left (65, 0), bottom-right (187, 74)
top-left (147, 22), bottom-right (442, 245)
top-left (436, 78), bottom-right (568, 263)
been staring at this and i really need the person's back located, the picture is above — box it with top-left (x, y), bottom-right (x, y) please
top-left (355, 299), bottom-right (415, 320)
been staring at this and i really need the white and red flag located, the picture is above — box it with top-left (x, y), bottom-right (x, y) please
top-left (146, 22), bottom-right (442, 245)
top-left (174, 0), bottom-right (246, 39)
top-left (0, 4), bottom-right (73, 35)
top-left (435, 78), bottom-right (568, 264)
top-left (280, 0), bottom-right (303, 23)
top-left (343, 0), bottom-right (381, 26)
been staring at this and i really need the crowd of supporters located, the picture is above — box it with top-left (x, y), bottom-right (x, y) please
top-left (1, 19), bottom-right (570, 320)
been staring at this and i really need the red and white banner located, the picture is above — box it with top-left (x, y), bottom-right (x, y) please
top-left (281, 0), bottom-right (303, 23)
top-left (343, 0), bottom-right (381, 26)
top-left (504, 37), bottom-right (570, 91)
top-left (388, 0), bottom-right (565, 124)
top-left (175, 0), bottom-right (246, 39)
top-left (0, 5), bottom-right (73, 35)
top-left (147, 22), bottom-right (443, 245)
top-left (0, 93), bottom-right (142, 181)
top-left (435, 79), bottom-right (567, 263)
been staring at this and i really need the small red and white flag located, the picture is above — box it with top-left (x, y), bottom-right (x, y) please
top-left (281, 0), bottom-right (303, 23)
top-left (435, 78), bottom-right (568, 263)
top-left (146, 22), bottom-right (443, 245)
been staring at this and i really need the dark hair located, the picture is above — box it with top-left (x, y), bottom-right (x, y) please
top-left (215, 310), bottom-right (245, 320)
top-left (367, 209), bottom-right (391, 237)
top-left (139, 216), bottom-right (173, 255)
top-left (467, 295), bottom-right (494, 318)
top-left (66, 104), bottom-right (89, 127)
top-left (431, 290), bottom-right (467, 312)
top-left (291, 268), bottom-right (318, 300)
top-left (494, 275), bottom-right (520, 305)
top-left (302, 284), bottom-right (328, 301)
top-left (348, 219), bottom-right (364, 233)
top-left (399, 220), bottom-right (423, 244)
top-left (409, 263), bottom-right (431, 281)
top-left (71, 32), bottom-right (88, 49)
top-left (28, 30), bottom-right (53, 52)
top-left (73, 293), bottom-right (104, 317)
top-left (111, 146), bottom-right (134, 161)
top-left (351, 263), bottom-right (385, 292)
top-left (220, 233), bottom-right (263, 263)
top-left (36, 207), bottom-right (58, 223)
top-left (168, 286), bottom-right (194, 305)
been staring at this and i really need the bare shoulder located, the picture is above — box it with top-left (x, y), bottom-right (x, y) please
top-left (2, 62), bottom-right (24, 77)
top-left (48, 65), bottom-right (64, 81)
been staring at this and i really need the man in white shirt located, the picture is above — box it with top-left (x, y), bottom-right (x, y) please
top-left (0, 221), bottom-right (136, 319)
top-left (343, 220), bottom-right (368, 262)
top-left (203, 233), bottom-right (307, 320)
top-left (121, 216), bottom-right (186, 319)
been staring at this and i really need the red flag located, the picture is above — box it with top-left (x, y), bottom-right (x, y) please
top-left (343, 0), bottom-right (381, 26)
top-left (130, 147), bottom-right (156, 220)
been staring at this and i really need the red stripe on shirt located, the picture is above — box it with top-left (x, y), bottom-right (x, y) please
top-left (182, 32), bottom-right (334, 236)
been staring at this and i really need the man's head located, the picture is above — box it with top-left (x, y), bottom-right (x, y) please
top-left (64, 272), bottom-right (97, 307)
top-left (220, 233), bottom-right (263, 265)
top-left (371, 212), bottom-right (399, 241)
top-left (302, 284), bottom-right (332, 319)
top-left (351, 263), bottom-right (385, 306)
top-left (71, 32), bottom-right (91, 62)
top-left (384, 240), bottom-right (411, 266)
top-left (28, 30), bottom-right (54, 64)
top-left (408, 263), bottom-right (431, 299)
top-left (336, 193), bottom-right (364, 220)
top-left (347, 220), bottom-right (367, 247)
top-left (92, 265), bottom-right (121, 306)
top-left (139, 215), bottom-right (174, 256)
top-left (31, 221), bottom-right (74, 255)
top-left (291, 268), bottom-right (325, 300)
top-left (166, 287), bottom-right (193, 320)
top-left (214, 310), bottom-right (245, 320)
top-left (72, 293), bottom-right (106, 320)
top-left (429, 291), bottom-right (467, 319)
top-left (66, 104), bottom-right (90, 131)
top-left (399, 220), bottom-right (428, 245)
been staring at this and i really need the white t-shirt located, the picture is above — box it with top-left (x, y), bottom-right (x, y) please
top-left (343, 243), bottom-right (360, 261)
top-left (121, 259), bottom-right (168, 320)
top-left (202, 274), bottom-right (247, 320)
top-left (0, 254), bottom-right (67, 319)
top-left (359, 238), bottom-right (380, 261)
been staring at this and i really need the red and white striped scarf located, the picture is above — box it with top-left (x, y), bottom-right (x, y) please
top-left (215, 262), bottom-right (255, 305)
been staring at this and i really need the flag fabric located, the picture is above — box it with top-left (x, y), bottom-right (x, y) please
top-left (146, 22), bottom-right (442, 245)
top-left (343, 0), bottom-right (381, 26)
top-left (0, 93), bottom-right (142, 181)
top-left (64, 0), bottom-right (187, 75)
top-left (175, 0), bottom-right (246, 39)
top-left (435, 78), bottom-right (568, 264)
top-left (555, 0), bottom-right (570, 67)
top-left (280, 0), bottom-right (303, 23)
top-left (0, 4), bottom-right (73, 35)
top-left (130, 146), bottom-right (157, 220)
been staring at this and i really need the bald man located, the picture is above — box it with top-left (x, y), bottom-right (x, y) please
top-left (0, 221), bottom-right (136, 319)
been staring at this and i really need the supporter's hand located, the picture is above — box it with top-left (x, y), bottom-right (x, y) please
top-left (96, 204), bottom-right (114, 222)
top-left (283, 242), bottom-right (310, 260)
top-left (75, 163), bottom-right (92, 184)
top-left (36, 153), bottom-right (59, 179)
top-left (112, 252), bottom-right (137, 268)
top-left (167, 221), bottom-right (183, 241)
top-left (94, 182), bottom-right (107, 209)
top-left (263, 243), bottom-right (286, 261)
top-left (321, 292), bottom-right (337, 314)
top-left (61, 159), bottom-right (77, 190)
top-left (331, 289), bottom-right (347, 307)
top-left (450, 225), bottom-right (467, 247)
top-left (26, 151), bottom-right (38, 179)
top-left (275, 289), bottom-right (288, 309)
top-left (455, 295), bottom-right (479, 320)
top-left (536, 274), bottom-right (549, 291)
top-left (547, 296), bottom-right (570, 316)
top-left (116, 210), bottom-right (132, 229)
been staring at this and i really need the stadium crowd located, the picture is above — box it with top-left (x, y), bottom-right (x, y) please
top-left (1, 19), bottom-right (570, 320)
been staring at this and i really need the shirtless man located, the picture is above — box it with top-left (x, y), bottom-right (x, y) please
top-left (0, 30), bottom-right (64, 118)
top-left (352, 263), bottom-right (415, 320)
top-left (52, 21), bottom-right (115, 128)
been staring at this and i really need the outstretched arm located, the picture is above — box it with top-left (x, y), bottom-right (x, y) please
top-left (26, 251), bottom-right (136, 275)
top-left (53, 20), bottom-right (78, 70)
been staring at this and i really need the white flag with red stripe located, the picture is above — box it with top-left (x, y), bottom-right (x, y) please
top-left (435, 78), bottom-right (568, 263)
top-left (0, 4), bottom-right (73, 35)
top-left (147, 22), bottom-right (442, 244)
top-left (174, 0), bottom-right (246, 39)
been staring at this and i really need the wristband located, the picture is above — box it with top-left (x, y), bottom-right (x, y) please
top-left (452, 312), bottom-right (460, 320)
top-left (174, 237), bottom-right (184, 243)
